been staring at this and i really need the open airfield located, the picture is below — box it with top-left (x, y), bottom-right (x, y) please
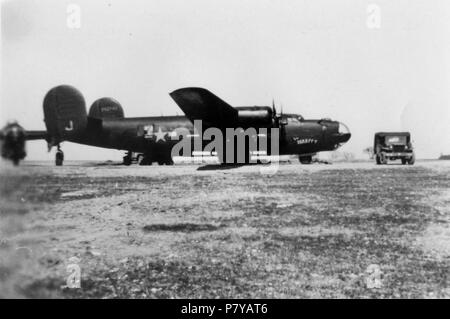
top-left (0, 159), bottom-right (449, 298)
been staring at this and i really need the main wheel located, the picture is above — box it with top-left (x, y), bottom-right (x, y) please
top-left (139, 158), bottom-right (153, 165)
top-left (299, 155), bottom-right (312, 164)
top-left (123, 155), bottom-right (132, 166)
top-left (139, 153), bottom-right (153, 166)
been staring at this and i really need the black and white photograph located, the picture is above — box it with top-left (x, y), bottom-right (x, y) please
top-left (0, 0), bottom-right (449, 302)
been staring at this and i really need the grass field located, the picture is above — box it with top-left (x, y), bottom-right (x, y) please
top-left (0, 160), bottom-right (449, 298)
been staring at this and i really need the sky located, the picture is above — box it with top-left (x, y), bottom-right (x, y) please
top-left (1, 0), bottom-right (450, 160)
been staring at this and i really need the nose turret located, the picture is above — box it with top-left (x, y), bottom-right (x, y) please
top-left (337, 122), bottom-right (351, 144)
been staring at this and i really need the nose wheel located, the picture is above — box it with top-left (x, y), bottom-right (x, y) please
top-left (299, 155), bottom-right (312, 164)
top-left (55, 146), bottom-right (64, 166)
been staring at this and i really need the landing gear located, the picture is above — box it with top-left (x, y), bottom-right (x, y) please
top-left (123, 151), bottom-right (132, 166)
top-left (55, 147), bottom-right (64, 166)
top-left (299, 155), bottom-right (312, 164)
top-left (164, 157), bottom-right (174, 165)
top-left (138, 153), bottom-right (174, 166)
top-left (157, 154), bottom-right (174, 166)
top-left (122, 151), bottom-right (175, 166)
top-left (139, 155), bottom-right (153, 166)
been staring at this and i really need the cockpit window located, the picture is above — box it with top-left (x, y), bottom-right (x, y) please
top-left (287, 117), bottom-right (302, 124)
top-left (338, 122), bottom-right (350, 134)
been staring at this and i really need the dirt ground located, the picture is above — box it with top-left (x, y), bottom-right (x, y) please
top-left (0, 160), bottom-right (449, 298)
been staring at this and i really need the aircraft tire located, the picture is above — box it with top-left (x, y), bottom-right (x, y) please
top-left (299, 155), bottom-right (312, 164)
top-left (123, 156), bottom-right (132, 166)
top-left (56, 151), bottom-right (64, 166)
top-left (139, 154), bottom-right (154, 165)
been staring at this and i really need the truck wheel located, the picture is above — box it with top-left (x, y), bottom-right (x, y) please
top-left (401, 158), bottom-right (407, 165)
top-left (139, 157), bottom-right (152, 166)
top-left (376, 155), bottom-right (381, 165)
top-left (408, 154), bottom-right (415, 165)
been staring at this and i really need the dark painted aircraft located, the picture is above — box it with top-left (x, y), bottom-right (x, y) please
top-left (0, 85), bottom-right (351, 166)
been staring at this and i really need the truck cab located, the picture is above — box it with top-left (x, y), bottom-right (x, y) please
top-left (374, 132), bottom-right (415, 165)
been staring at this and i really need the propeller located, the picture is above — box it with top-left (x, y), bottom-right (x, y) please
top-left (271, 99), bottom-right (285, 127)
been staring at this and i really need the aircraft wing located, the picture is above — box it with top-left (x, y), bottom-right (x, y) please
top-left (0, 129), bottom-right (47, 141)
top-left (169, 87), bottom-right (238, 127)
top-left (25, 130), bottom-right (48, 140)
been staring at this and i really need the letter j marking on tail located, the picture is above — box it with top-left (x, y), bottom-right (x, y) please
top-left (65, 121), bottom-right (74, 131)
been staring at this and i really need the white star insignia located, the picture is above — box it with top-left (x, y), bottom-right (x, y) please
top-left (154, 127), bottom-right (167, 142)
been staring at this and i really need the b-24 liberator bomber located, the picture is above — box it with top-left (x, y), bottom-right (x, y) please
top-left (0, 85), bottom-right (351, 166)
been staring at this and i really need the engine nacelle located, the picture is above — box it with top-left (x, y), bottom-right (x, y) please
top-left (89, 97), bottom-right (124, 119)
top-left (235, 106), bottom-right (274, 126)
top-left (1, 122), bottom-right (27, 165)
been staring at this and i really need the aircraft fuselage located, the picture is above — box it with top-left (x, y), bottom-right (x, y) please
top-left (72, 113), bottom-right (350, 158)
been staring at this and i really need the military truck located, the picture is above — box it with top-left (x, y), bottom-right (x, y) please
top-left (374, 132), bottom-right (415, 165)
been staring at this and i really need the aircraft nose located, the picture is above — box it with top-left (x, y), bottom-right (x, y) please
top-left (337, 122), bottom-right (351, 144)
